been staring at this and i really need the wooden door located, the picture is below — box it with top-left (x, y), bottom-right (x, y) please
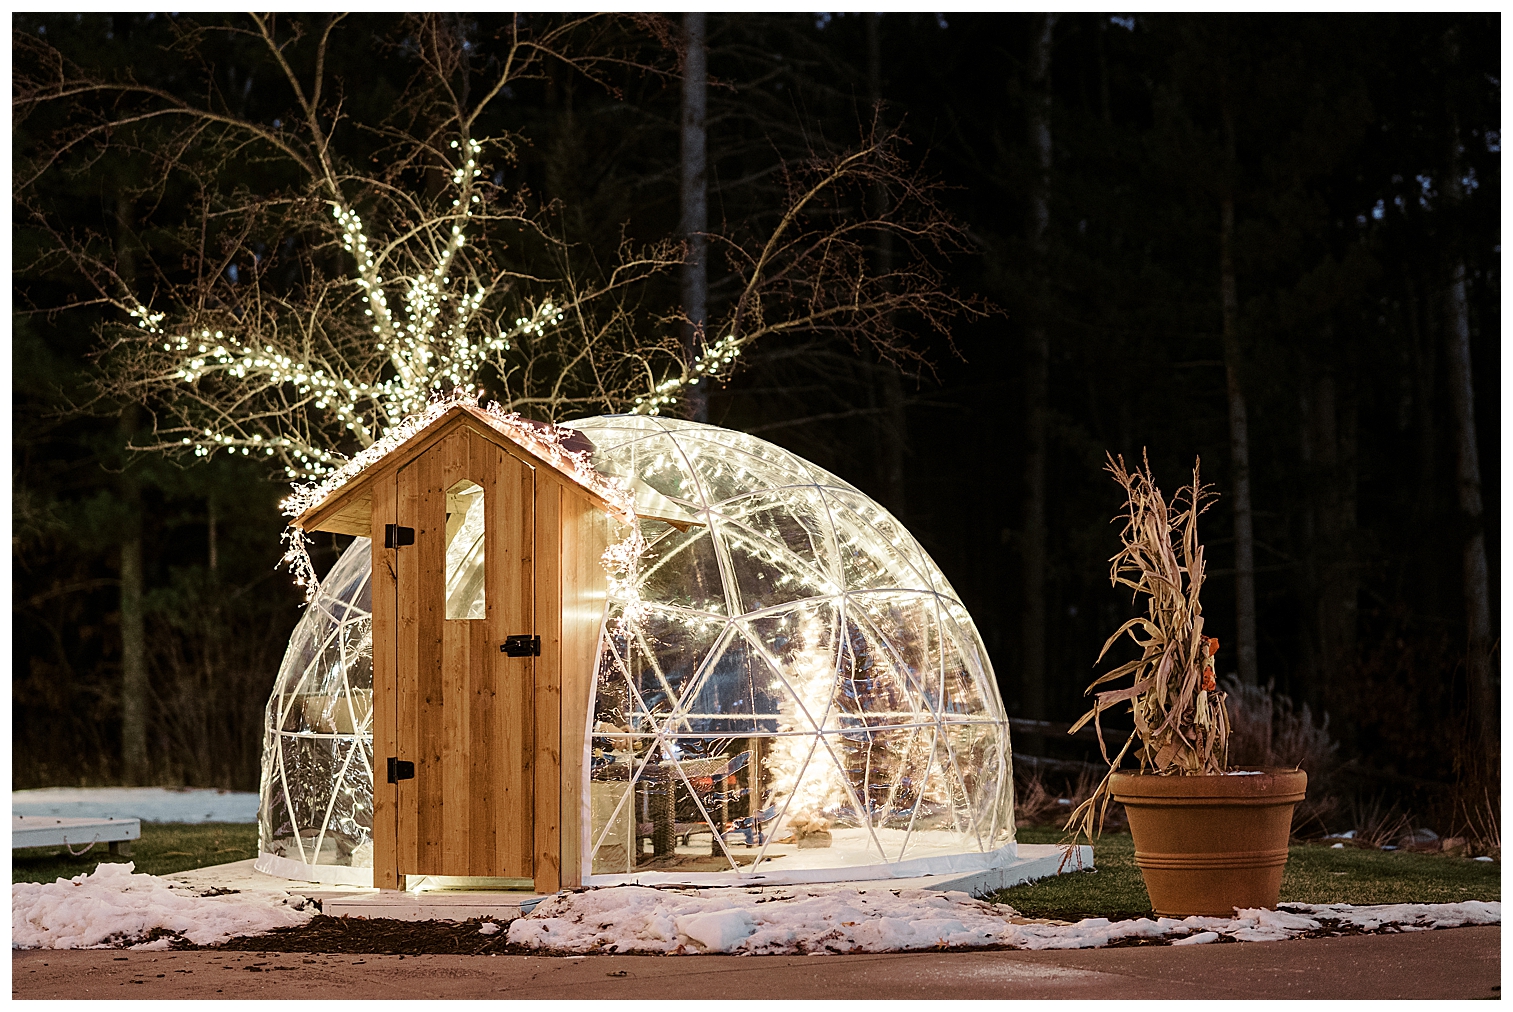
top-left (394, 426), bottom-right (536, 878)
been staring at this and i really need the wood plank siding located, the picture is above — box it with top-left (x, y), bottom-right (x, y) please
top-left (295, 405), bottom-right (623, 893)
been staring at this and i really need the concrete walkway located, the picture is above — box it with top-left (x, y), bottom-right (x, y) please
top-left (12, 925), bottom-right (1498, 1000)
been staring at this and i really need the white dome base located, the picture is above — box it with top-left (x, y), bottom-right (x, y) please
top-left (584, 837), bottom-right (1021, 889)
top-left (254, 850), bottom-right (374, 887)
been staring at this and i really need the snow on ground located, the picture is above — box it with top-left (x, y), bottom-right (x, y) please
top-left (12, 862), bottom-right (312, 950)
top-left (11, 787), bottom-right (259, 823)
top-left (13, 856), bottom-right (1498, 955)
top-left (506, 884), bottom-right (1501, 955)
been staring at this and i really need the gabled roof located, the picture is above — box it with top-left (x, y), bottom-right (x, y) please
top-left (285, 402), bottom-right (641, 538)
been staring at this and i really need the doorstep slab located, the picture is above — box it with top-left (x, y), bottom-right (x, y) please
top-left (163, 858), bottom-right (377, 904)
top-left (315, 843), bottom-right (1088, 922)
top-left (886, 843), bottom-right (1093, 897)
top-left (321, 889), bottom-right (547, 922)
top-left (153, 844), bottom-right (1087, 928)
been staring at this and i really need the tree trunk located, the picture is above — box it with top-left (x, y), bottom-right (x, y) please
top-left (118, 408), bottom-right (149, 785)
top-left (866, 13), bottom-right (908, 520)
top-left (116, 191), bottom-right (150, 784)
top-left (1020, 13), bottom-right (1056, 735)
top-left (1443, 120), bottom-right (1496, 762)
top-left (1405, 279), bottom-right (1438, 528)
top-left (1219, 106), bottom-right (1259, 686)
top-left (1299, 356), bottom-right (1358, 711)
top-left (207, 492), bottom-right (219, 575)
top-left (119, 527), bottom-right (149, 784)
top-left (680, 12), bottom-right (710, 424)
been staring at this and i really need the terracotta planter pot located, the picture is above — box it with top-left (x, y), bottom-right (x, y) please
top-left (1110, 767), bottom-right (1307, 917)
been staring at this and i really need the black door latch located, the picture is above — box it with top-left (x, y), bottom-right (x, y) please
top-left (387, 757), bottom-right (415, 783)
top-left (501, 635), bottom-right (541, 657)
top-left (384, 524), bottom-right (415, 548)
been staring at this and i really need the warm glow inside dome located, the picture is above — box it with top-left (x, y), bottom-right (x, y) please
top-left (257, 415), bottom-right (1016, 886)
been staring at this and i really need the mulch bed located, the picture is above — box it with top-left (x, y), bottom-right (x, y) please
top-left (214, 915), bottom-right (516, 955)
top-left (176, 904), bottom-right (1405, 956)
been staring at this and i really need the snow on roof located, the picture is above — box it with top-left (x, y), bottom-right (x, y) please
top-left (279, 393), bottom-right (637, 527)
top-left (274, 394), bottom-right (642, 597)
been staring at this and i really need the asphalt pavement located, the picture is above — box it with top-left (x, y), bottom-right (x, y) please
top-left (11, 925), bottom-right (1499, 1000)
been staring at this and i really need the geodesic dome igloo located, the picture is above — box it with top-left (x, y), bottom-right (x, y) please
top-left (257, 414), bottom-right (1017, 887)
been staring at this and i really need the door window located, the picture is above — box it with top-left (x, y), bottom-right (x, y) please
top-left (444, 479), bottom-right (486, 619)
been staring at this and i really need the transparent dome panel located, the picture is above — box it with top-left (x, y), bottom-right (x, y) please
top-left (671, 434), bottom-right (816, 508)
top-left (564, 416), bottom-right (1015, 882)
top-left (638, 526), bottom-right (728, 616)
top-left (258, 536), bottom-right (377, 878)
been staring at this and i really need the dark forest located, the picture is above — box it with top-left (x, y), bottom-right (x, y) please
top-left (12, 14), bottom-right (1499, 835)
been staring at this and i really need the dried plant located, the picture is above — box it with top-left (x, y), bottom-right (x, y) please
top-left (1223, 676), bottom-right (1339, 836)
top-left (1062, 453), bottom-right (1230, 850)
top-left (1453, 787), bottom-right (1501, 859)
top-left (1016, 765), bottom-right (1129, 833)
top-left (1224, 676), bottom-right (1338, 775)
top-left (1012, 767), bottom-right (1061, 827)
top-left (1013, 765), bottom-right (1077, 828)
top-left (1344, 794), bottom-right (1413, 850)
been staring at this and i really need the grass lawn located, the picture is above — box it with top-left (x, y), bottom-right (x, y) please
top-left (12, 823), bottom-right (257, 885)
top-left (998, 825), bottom-right (1502, 921)
top-left (13, 820), bottom-right (1500, 926)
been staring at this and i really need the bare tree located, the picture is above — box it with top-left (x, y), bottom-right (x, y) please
top-left (17, 13), bottom-right (986, 789)
top-left (16, 15), bottom-right (687, 476)
top-left (17, 13), bottom-right (981, 475)
top-left (626, 108), bottom-right (986, 414)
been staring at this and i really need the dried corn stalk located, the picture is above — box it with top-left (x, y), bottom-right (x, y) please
top-left (1062, 452), bottom-right (1231, 854)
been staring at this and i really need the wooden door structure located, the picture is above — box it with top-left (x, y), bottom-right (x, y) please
top-left (293, 404), bottom-right (626, 895)
top-left (393, 426), bottom-right (536, 879)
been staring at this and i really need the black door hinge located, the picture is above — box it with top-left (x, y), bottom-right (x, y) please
top-left (387, 757), bottom-right (415, 783)
top-left (384, 524), bottom-right (415, 548)
top-left (501, 635), bottom-right (541, 657)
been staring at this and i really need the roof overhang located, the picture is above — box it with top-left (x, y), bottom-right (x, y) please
top-left (293, 404), bottom-right (699, 537)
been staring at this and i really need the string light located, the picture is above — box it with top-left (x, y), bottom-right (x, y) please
top-left (632, 333), bottom-right (744, 416)
top-left (278, 389), bottom-right (639, 600)
top-left (135, 132), bottom-right (586, 482)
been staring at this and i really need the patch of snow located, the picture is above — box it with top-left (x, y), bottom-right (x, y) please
top-left (505, 885), bottom-right (1500, 956)
top-left (478, 922), bottom-right (500, 936)
top-left (1283, 901), bottom-right (1501, 933)
top-left (12, 862), bottom-right (312, 949)
top-left (1224, 771), bottom-right (1265, 776)
top-left (1474, 856), bottom-right (1494, 862)
top-left (12, 787), bottom-right (258, 824)
top-left (675, 908), bottom-right (757, 951)
top-left (1171, 930), bottom-right (1220, 945)
top-left (1332, 843), bottom-right (1345, 849)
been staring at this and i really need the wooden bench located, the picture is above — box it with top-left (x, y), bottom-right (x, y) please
top-left (12, 815), bottom-right (141, 856)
